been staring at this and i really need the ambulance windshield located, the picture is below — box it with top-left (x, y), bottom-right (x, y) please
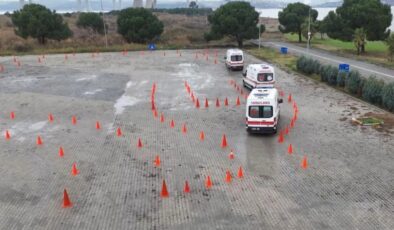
top-left (231, 55), bottom-right (243, 61)
top-left (249, 106), bottom-right (273, 118)
top-left (257, 73), bottom-right (274, 82)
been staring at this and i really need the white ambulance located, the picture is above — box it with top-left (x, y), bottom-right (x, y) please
top-left (246, 87), bottom-right (283, 134)
top-left (242, 64), bottom-right (275, 89)
top-left (225, 49), bottom-right (244, 70)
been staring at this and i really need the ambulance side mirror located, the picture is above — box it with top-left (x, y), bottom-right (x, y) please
top-left (278, 99), bottom-right (283, 104)
top-left (224, 56), bottom-right (227, 60)
top-left (242, 71), bottom-right (247, 77)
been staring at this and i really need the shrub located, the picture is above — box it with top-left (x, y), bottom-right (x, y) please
top-left (320, 65), bottom-right (329, 82)
top-left (296, 56), bottom-right (307, 72)
top-left (13, 41), bottom-right (32, 52)
top-left (304, 58), bottom-right (315, 74)
top-left (77, 12), bottom-right (105, 34)
top-left (362, 76), bottom-right (385, 105)
top-left (327, 66), bottom-right (338, 86)
top-left (312, 60), bottom-right (321, 74)
top-left (382, 82), bottom-right (394, 111)
top-left (337, 71), bottom-right (347, 87)
top-left (11, 4), bottom-right (72, 44)
top-left (346, 70), bottom-right (363, 95)
top-left (117, 8), bottom-right (164, 43)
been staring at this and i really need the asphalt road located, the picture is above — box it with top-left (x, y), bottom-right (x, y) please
top-left (253, 40), bottom-right (394, 82)
top-left (0, 50), bottom-right (393, 229)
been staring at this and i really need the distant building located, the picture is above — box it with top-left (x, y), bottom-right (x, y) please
top-left (19, 0), bottom-right (25, 9)
top-left (145, 0), bottom-right (156, 9)
top-left (133, 0), bottom-right (143, 8)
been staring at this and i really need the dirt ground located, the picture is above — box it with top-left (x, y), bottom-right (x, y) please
top-left (0, 50), bottom-right (393, 229)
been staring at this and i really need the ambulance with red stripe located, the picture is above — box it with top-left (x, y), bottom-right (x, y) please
top-left (225, 49), bottom-right (244, 70)
top-left (242, 64), bottom-right (275, 89)
top-left (246, 87), bottom-right (283, 134)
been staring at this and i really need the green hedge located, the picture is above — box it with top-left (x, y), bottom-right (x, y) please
top-left (337, 72), bottom-right (347, 87)
top-left (382, 82), bottom-right (394, 111)
top-left (345, 70), bottom-right (362, 95)
top-left (296, 56), bottom-right (394, 112)
top-left (362, 77), bottom-right (384, 105)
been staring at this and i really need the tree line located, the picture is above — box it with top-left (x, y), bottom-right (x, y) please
top-left (9, 2), bottom-right (264, 48)
top-left (278, 0), bottom-right (393, 58)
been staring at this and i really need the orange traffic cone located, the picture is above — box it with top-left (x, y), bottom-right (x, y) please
top-left (10, 111), bottom-right (15, 120)
top-left (116, 127), bottom-right (122, 137)
top-left (238, 166), bottom-right (244, 178)
top-left (229, 149), bottom-right (235, 159)
top-left (287, 144), bottom-right (293, 155)
top-left (71, 163), bottom-right (79, 176)
top-left (205, 98), bottom-right (209, 108)
top-left (59, 147), bottom-right (64, 157)
top-left (216, 98), bottom-right (220, 107)
top-left (161, 180), bottom-right (169, 198)
top-left (301, 156), bottom-right (308, 169)
top-left (284, 126), bottom-right (289, 135)
top-left (195, 98), bottom-right (200, 108)
top-left (154, 155), bottom-right (161, 167)
top-left (5, 130), bottom-right (11, 140)
top-left (278, 131), bottom-right (284, 143)
top-left (71, 116), bottom-right (77, 125)
top-left (200, 131), bottom-right (205, 141)
top-left (170, 119), bottom-right (175, 128)
top-left (288, 94), bottom-right (292, 103)
top-left (225, 170), bottom-right (232, 183)
top-left (191, 92), bottom-right (195, 103)
top-left (224, 98), bottom-right (229, 106)
top-left (182, 123), bottom-right (187, 134)
top-left (160, 113), bottom-right (165, 123)
top-left (137, 138), bottom-right (143, 148)
top-left (236, 96), bottom-right (241, 106)
top-left (48, 113), bottom-right (54, 123)
top-left (205, 175), bottom-right (212, 189)
top-left (184, 181), bottom-right (190, 193)
top-left (153, 109), bottom-right (158, 118)
top-left (63, 189), bottom-right (72, 208)
top-left (96, 121), bottom-right (101, 130)
top-left (221, 134), bottom-right (228, 148)
top-left (36, 135), bottom-right (43, 145)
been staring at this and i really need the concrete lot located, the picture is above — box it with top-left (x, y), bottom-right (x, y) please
top-left (0, 50), bottom-right (393, 230)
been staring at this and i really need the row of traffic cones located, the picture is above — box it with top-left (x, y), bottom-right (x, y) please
top-left (160, 167), bottom-right (244, 198)
top-left (229, 80), bottom-right (248, 100)
top-left (185, 81), bottom-right (241, 108)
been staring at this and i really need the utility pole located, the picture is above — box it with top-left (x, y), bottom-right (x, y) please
top-left (258, 20), bottom-right (261, 50)
top-left (100, 0), bottom-right (108, 48)
top-left (307, 8), bottom-right (311, 55)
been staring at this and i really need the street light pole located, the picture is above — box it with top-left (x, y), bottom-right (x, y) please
top-left (100, 0), bottom-right (108, 48)
top-left (307, 8), bottom-right (311, 55)
top-left (258, 21), bottom-right (261, 49)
